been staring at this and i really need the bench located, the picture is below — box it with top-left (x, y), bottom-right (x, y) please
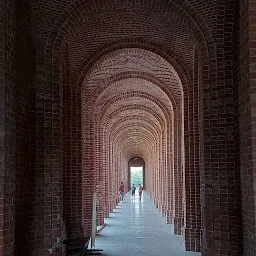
top-left (63, 237), bottom-right (103, 255)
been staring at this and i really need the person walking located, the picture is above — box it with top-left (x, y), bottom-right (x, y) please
top-left (119, 181), bottom-right (125, 201)
top-left (138, 184), bottom-right (143, 201)
top-left (131, 184), bottom-right (136, 199)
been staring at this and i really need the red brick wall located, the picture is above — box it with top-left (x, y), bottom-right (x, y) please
top-left (239, 0), bottom-right (256, 255)
top-left (2, 1), bottom-right (255, 255)
top-left (1, 1), bottom-right (17, 255)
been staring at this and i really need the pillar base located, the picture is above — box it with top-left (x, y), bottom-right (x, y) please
top-left (174, 217), bottom-right (184, 235)
top-left (166, 210), bottom-right (173, 224)
top-left (161, 205), bottom-right (166, 217)
top-left (97, 216), bottom-right (104, 226)
top-left (184, 228), bottom-right (201, 252)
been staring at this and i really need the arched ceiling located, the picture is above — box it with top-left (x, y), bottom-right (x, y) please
top-left (86, 49), bottom-right (183, 101)
top-left (68, 7), bottom-right (194, 78)
top-left (42, 0), bottom-right (218, 161)
top-left (40, 0), bottom-right (217, 38)
top-left (95, 78), bottom-right (174, 111)
top-left (41, 1), bottom-right (218, 71)
top-left (89, 74), bottom-right (174, 160)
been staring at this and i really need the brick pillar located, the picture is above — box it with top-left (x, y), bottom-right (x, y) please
top-left (201, 2), bottom-right (242, 254)
top-left (14, 1), bottom-right (34, 254)
top-left (239, 1), bottom-right (256, 255)
top-left (26, 62), bottom-right (64, 255)
top-left (63, 50), bottom-right (83, 238)
top-left (166, 124), bottom-right (173, 224)
top-left (173, 114), bottom-right (184, 235)
top-left (95, 127), bottom-right (105, 226)
top-left (0, 2), bottom-right (16, 254)
top-left (82, 96), bottom-right (95, 236)
top-left (102, 129), bottom-right (109, 219)
top-left (184, 49), bottom-right (201, 252)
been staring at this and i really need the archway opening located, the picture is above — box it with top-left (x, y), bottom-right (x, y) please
top-left (130, 166), bottom-right (143, 188)
top-left (128, 157), bottom-right (145, 191)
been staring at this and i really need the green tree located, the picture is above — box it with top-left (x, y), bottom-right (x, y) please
top-left (130, 167), bottom-right (143, 187)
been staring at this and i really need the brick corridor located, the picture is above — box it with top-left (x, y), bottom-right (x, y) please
top-left (96, 192), bottom-right (201, 256)
top-left (2, 1), bottom-right (256, 254)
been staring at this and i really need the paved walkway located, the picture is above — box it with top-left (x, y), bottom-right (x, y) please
top-left (95, 192), bottom-right (201, 256)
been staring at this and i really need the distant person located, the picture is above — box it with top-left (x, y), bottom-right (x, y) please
top-left (119, 181), bottom-right (125, 201)
top-left (131, 184), bottom-right (136, 199)
top-left (138, 184), bottom-right (143, 201)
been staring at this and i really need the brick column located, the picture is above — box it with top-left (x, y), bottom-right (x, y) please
top-left (95, 126), bottom-right (105, 225)
top-left (0, 1), bottom-right (16, 255)
top-left (239, 1), bottom-right (256, 255)
top-left (63, 51), bottom-right (83, 238)
top-left (173, 113), bottom-right (184, 235)
top-left (82, 96), bottom-right (95, 236)
top-left (201, 2), bottom-right (242, 254)
top-left (166, 124), bottom-right (173, 224)
top-left (184, 50), bottom-right (201, 252)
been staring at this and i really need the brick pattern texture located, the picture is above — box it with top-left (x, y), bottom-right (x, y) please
top-left (1, 1), bottom-right (256, 256)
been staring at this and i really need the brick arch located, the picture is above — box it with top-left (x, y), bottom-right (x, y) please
top-left (102, 111), bottom-right (165, 161)
top-left (81, 41), bottom-right (187, 232)
top-left (109, 123), bottom-right (169, 212)
top-left (82, 85), bottom-right (175, 228)
top-left (80, 49), bottom-right (185, 215)
top-left (84, 70), bottom-right (181, 208)
top-left (41, 0), bottom-right (219, 253)
top-left (114, 130), bottom-right (156, 159)
top-left (92, 80), bottom-right (176, 225)
top-left (106, 118), bottom-right (161, 163)
top-left (92, 80), bottom-right (174, 153)
top-left (94, 92), bottom-right (172, 159)
top-left (84, 48), bottom-right (183, 99)
top-left (97, 116), bottom-right (160, 222)
top-left (104, 105), bottom-right (166, 132)
top-left (103, 117), bottom-right (161, 210)
top-left (106, 115), bottom-right (164, 149)
top-left (111, 124), bottom-right (159, 159)
top-left (43, 2), bottom-right (213, 245)
top-left (45, 0), bottom-right (215, 67)
top-left (94, 90), bottom-right (173, 126)
top-left (87, 71), bottom-right (181, 109)
top-left (78, 44), bottom-right (189, 94)
top-left (112, 123), bottom-right (158, 146)
top-left (79, 46), bottom-right (191, 237)
top-left (108, 116), bottom-right (162, 143)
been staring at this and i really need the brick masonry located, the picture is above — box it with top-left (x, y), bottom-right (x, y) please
top-left (1, 0), bottom-right (256, 256)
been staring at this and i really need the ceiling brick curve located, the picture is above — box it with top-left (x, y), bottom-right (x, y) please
top-left (76, 40), bottom-right (192, 89)
top-left (107, 116), bottom-right (163, 143)
top-left (85, 48), bottom-right (183, 102)
top-left (44, 0), bottom-right (216, 92)
top-left (94, 89), bottom-right (173, 130)
top-left (102, 106), bottom-right (166, 132)
top-left (112, 125), bottom-right (159, 159)
top-left (45, 0), bottom-right (215, 62)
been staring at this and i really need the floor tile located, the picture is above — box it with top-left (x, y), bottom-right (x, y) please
top-left (94, 192), bottom-right (201, 256)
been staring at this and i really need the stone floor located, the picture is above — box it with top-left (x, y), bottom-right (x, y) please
top-left (94, 192), bottom-right (201, 256)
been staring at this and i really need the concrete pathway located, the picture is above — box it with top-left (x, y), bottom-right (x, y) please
top-left (95, 192), bottom-right (201, 256)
